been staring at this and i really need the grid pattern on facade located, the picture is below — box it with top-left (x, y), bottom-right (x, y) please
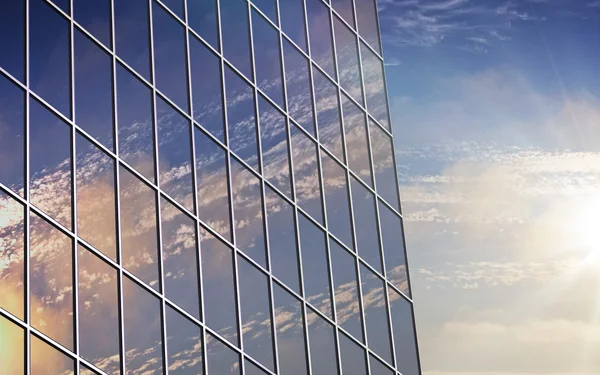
top-left (0, 0), bottom-right (421, 374)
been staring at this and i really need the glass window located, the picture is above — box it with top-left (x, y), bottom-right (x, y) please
top-left (0, 316), bottom-right (24, 373)
top-left (0, 1), bottom-right (25, 82)
top-left (351, 177), bottom-right (382, 272)
top-left (116, 63), bottom-right (156, 181)
top-left (81, 365), bottom-right (99, 375)
top-left (194, 128), bottom-right (232, 240)
top-left (252, 9), bottom-right (284, 108)
top-left (360, 265), bottom-right (393, 364)
top-left (30, 0), bottom-right (71, 117)
top-left (49, 0), bottom-right (70, 13)
top-left (206, 333), bottom-right (241, 375)
top-left (114, 0), bottom-right (151, 81)
top-left (305, 0), bottom-right (335, 78)
top-left (370, 122), bottom-right (399, 209)
top-left (280, 0), bottom-right (307, 52)
top-left (161, 0), bottom-right (184, 19)
top-left (153, 1), bottom-right (189, 113)
top-left (74, 0), bottom-right (111, 48)
top-left (313, 68), bottom-right (344, 162)
top-left (161, 197), bottom-right (201, 319)
top-left (362, 45), bottom-right (390, 129)
top-left (220, 0), bottom-right (253, 80)
top-left (190, 35), bottom-right (225, 141)
top-left (230, 159), bottom-right (267, 267)
top-left (307, 308), bottom-right (339, 375)
top-left (76, 133), bottom-right (117, 260)
top-left (321, 153), bottom-right (353, 249)
top-left (187, 0), bottom-right (219, 49)
top-left (265, 187), bottom-right (300, 293)
top-left (258, 94), bottom-right (292, 198)
top-left (389, 290), bottom-right (420, 375)
top-left (283, 41), bottom-right (315, 136)
top-left (245, 358), bottom-right (269, 375)
top-left (238, 257), bottom-right (275, 371)
top-left (165, 304), bottom-right (204, 375)
top-left (30, 213), bottom-right (73, 350)
top-left (30, 335), bottom-right (74, 374)
top-left (156, 96), bottom-right (195, 212)
top-left (74, 29), bottom-right (114, 149)
top-left (334, 17), bottom-right (363, 105)
top-left (339, 332), bottom-right (367, 375)
top-left (332, 0), bottom-right (355, 28)
top-left (225, 67), bottom-right (260, 172)
top-left (299, 213), bottom-right (332, 318)
top-left (379, 202), bottom-right (410, 296)
top-left (119, 166), bottom-right (160, 290)
top-left (342, 94), bottom-right (372, 187)
top-left (370, 354), bottom-right (395, 375)
top-left (251, 0), bottom-right (277, 23)
top-left (78, 245), bottom-right (121, 374)
top-left (330, 239), bottom-right (363, 342)
top-left (123, 276), bottom-right (164, 374)
top-left (273, 283), bottom-right (308, 375)
top-left (290, 123), bottom-right (324, 224)
top-left (200, 227), bottom-right (239, 345)
top-left (29, 99), bottom-right (72, 229)
top-left (0, 191), bottom-right (24, 320)
top-left (355, 0), bottom-right (381, 53)
top-left (0, 74), bottom-right (25, 196)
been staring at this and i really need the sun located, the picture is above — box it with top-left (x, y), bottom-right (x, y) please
top-left (572, 195), bottom-right (600, 265)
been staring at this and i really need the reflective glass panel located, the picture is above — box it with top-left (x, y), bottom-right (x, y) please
top-left (283, 42), bottom-right (315, 136)
top-left (360, 265), bottom-right (393, 364)
top-left (49, 0), bottom-right (69, 13)
top-left (252, 9), bottom-right (284, 107)
top-left (332, 0), bottom-right (355, 28)
top-left (291, 124), bottom-right (323, 224)
top-left (30, 0), bottom-right (71, 117)
top-left (187, 0), bottom-right (219, 49)
top-left (334, 17), bottom-right (363, 104)
top-left (74, 0), bottom-right (111, 48)
top-left (307, 308), bottom-right (338, 375)
top-left (161, 197), bottom-right (201, 319)
top-left (0, 75), bottom-right (25, 195)
top-left (313, 68), bottom-right (344, 161)
top-left (78, 245), bottom-right (121, 374)
top-left (273, 283), bottom-right (308, 375)
top-left (30, 213), bottom-right (73, 350)
top-left (30, 335), bottom-right (74, 375)
top-left (206, 333), bottom-right (241, 375)
top-left (220, 0), bottom-right (253, 80)
top-left (161, 0), bottom-right (184, 19)
top-left (76, 133), bottom-right (117, 260)
top-left (379, 202), bottom-right (409, 296)
top-left (80, 365), bottom-right (99, 375)
top-left (370, 354), bottom-right (395, 375)
top-left (0, 191), bottom-right (24, 320)
top-left (251, 0), bottom-right (276, 23)
top-left (119, 166), bottom-right (160, 290)
top-left (200, 227), bottom-right (239, 345)
top-left (389, 290), bottom-right (420, 375)
top-left (238, 257), bottom-right (275, 371)
top-left (342, 94), bottom-right (372, 187)
top-left (0, 1), bottom-right (25, 82)
top-left (245, 359), bottom-right (268, 375)
top-left (362, 46), bottom-right (390, 129)
top-left (114, 0), bottom-right (151, 81)
top-left (351, 177), bottom-right (382, 272)
top-left (166, 304), bottom-right (204, 375)
top-left (0, 316), bottom-right (24, 374)
top-left (305, 0), bottom-right (335, 78)
top-left (370, 122), bottom-right (399, 209)
top-left (29, 98), bottom-right (72, 229)
top-left (355, 0), bottom-right (381, 53)
top-left (299, 213), bottom-right (332, 318)
top-left (280, 0), bottom-right (307, 52)
top-left (321, 153), bottom-right (353, 249)
top-left (339, 332), bottom-right (367, 375)
top-left (123, 276), bottom-right (164, 374)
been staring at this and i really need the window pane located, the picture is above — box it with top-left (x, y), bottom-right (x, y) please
top-left (321, 153), bottom-right (353, 249)
top-left (360, 265), bottom-right (393, 363)
top-left (245, 358), bottom-right (268, 375)
top-left (379, 202), bottom-right (409, 296)
top-left (0, 1), bottom-right (24, 82)
top-left (251, 0), bottom-right (276, 23)
top-left (334, 17), bottom-right (363, 105)
top-left (283, 41), bottom-right (315, 136)
top-left (362, 46), bottom-right (390, 129)
top-left (194, 128), bottom-right (231, 240)
top-left (265, 187), bottom-right (300, 293)
top-left (306, 0), bottom-right (335, 78)
top-left (30, 213), bottom-right (73, 350)
top-left (29, 98), bottom-right (72, 229)
top-left (206, 333), bottom-right (241, 375)
top-left (123, 277), bottom-right (164, 374)
top-left (330, 239), bottom-right (363, 342)
top-left (49, 0), bottom-right (69, 13)
top-left (332, 0), bottom-right (355, 28)
top-left (220, 0), bottom-right (253, 80)
top-left (30, 335), bottom-right (74, 375)
top-left (370, 354), bottom-right (395, 375)
top-left (74, 0), bottom-right (111, 48)
top-left (78, 245), bottom-right (121, 374)
top-left (299, 214), bottom-right (332, 318)
top-left (252, 10), bottom-right (284, 108)
top-left (273, 283), bottom-right (308, 375)
top-left (166, 305), bottom-right (204, 375)
top-left (370, 122), bottom-right (399, 209)
top-left (76, 133), bottom-right (117, 260)
top-left (238, 257), bottom-right (275, 371)
top-left (231, 159), bottom-right (267, 267)
top-left (280, 0), bottom-right (307, 52)
top-left (119, 166), bottom-right (160, 290)
top-left (187, 0), bottom-right (219, 49)
top-left (30, 0), bottom-right (71, 117)
top-left (114, 0), bottom-right (151, 81)
top-left (313, 68), bottom-right (344, 162)
top-left (74, 29), bottom-right (114, 149)
top-left (0, 74), bottom-right (25, 195)
top-left (290, 124), bottom-right (323, 224)
top-left (307, 308), bottom-right (338, 375)
top-left (343, 94), bottom-right (372, 187)
top-left (389, 290), bottom-right (420, 375)
top-left (116, 63), bottom-right (156, 182)
top-left (355, 0), bottom-right (381, 53)
top-left (161, 198), bottom-right (201, 319)
top-left (0, 315), bottom-right (24, 373)
top-left (190, 36), bottom-right (225, 141)
top-left (161, 0), bottom-right (184, 19)
top-left (156, 96), bottom-right (195, 211)
top-left (0, 191), bottom-right (25, 320)
top-left (351, 178), bottom-right (382, 272)
top-left (339, 332), bottom-right (367, 375)
top-left (225, 68), bottom-right (260, 171)
top-left (201, 228), bottom-right (239, 345)
top-left (258, 94), bottom-right (292, 198)
top-left (153, 2), bottom-right (189, 113)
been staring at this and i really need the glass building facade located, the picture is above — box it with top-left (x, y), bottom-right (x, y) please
top-left (0, 0), bottom-right (420, 374)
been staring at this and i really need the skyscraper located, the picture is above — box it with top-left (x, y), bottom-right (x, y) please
top-left (0, 0), bottom-right (420, 374)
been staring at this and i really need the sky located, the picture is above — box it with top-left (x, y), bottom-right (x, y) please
top-left (379, 0), bottom-right (600, 374)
